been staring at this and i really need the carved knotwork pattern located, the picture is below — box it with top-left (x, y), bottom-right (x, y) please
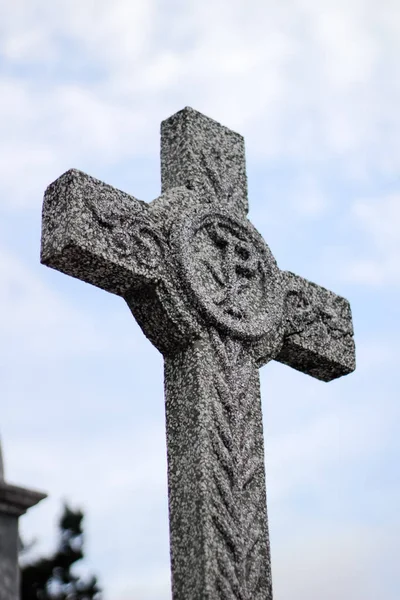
top-left (284, 289), bottom-right (354, 347)
top-left (197, 147), bottom-right (244, 210)
top-left (195, 221), bottom-right (265, 322)
top-left (172, 208), bottom-right (283, 340)
top-left (208, 330), bottom-right (271, 600)
top-left (87, 197), bottom-right (165, 274)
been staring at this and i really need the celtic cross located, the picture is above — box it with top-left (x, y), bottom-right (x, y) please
top-left (41, 107), bottom-right (356, 600)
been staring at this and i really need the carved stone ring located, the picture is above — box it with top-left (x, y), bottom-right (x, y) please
top-left (171, 207), bottom-right (284, 340)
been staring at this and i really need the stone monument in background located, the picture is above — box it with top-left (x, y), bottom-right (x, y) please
top-left (40, 107), bottom-right (355, 599)
top-left (0, 439), bottom-right (46, 600)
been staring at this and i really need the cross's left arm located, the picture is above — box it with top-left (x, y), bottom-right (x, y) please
top-left (41, 168), bottom-right (164, 297)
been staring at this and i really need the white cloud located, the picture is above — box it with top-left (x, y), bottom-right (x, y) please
top-left (0, 0), bottom-right (399, 209)
top-left (344, 193), bottom-right (400, 285)
top-left (287, 173), bottom-right (329, 217)
top-left (111, 568), bottom-right (171, 600)
top-left (14, 420), bottom-right (170, 596)
top-left (266, 398), bottom-right (386, 503)
top-left (0, 246), bottom-right (137, 359)
top-left (0, 0), bottom-right (155, 66)
top-left (353, 337), bottom-right (398, 371)
top-left (272, 524), bottom-right (396, 600)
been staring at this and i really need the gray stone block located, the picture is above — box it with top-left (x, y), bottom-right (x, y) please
top-left (161, 107), bottom-right (249, 215)
top-left (276, 271), bottom-right (356, 381)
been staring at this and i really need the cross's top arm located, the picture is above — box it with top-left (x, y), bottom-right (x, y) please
top-left (161, 107), bottom-right (249, 216)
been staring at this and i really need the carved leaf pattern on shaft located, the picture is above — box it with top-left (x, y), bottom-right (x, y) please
top-left (199, 148), bottom-right (242, 209)
top-left (184, 146), bottom-right (242, 209)
top-left (208, 329), bottom-right (268, 600)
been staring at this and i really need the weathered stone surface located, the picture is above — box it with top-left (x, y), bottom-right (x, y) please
top-left (40, 107), bottom-right (356, 600)
top-left (161, 107), bottom-right (249, 216)
top-left (41, 168), bottom-right (148, 297)
top-left (276, 271), bottom-right (356, 381)
top-left (165, 332), bottom-right (272, 599)
top-left (0, 440), bottom-right (46, 600)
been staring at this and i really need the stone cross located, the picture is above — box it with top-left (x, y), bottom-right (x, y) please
top-left (40, 107), bottom-right (355, 600)
top-left (0, 439), bottom-right (47, 600)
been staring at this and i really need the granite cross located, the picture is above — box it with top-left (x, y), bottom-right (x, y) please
top-left (40, 107), bottom-right (355, 600)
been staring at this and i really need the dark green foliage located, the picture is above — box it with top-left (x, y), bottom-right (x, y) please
top-left (21, 504), bottom-right (102, 600)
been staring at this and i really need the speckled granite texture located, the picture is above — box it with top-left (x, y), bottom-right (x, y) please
top-left (0, 441), bottom-right (46, 600)
top-left (41, 107), bottom-right (356, 600)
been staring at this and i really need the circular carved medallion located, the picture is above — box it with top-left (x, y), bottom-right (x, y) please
top-left (171, 208), bottom-right (283, 339)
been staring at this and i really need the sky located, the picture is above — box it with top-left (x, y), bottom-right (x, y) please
top-left (0, 0), bottom-right (399, 598)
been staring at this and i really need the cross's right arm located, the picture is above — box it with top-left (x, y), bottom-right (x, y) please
top-left (275, 271), bottom-right (356, 382)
